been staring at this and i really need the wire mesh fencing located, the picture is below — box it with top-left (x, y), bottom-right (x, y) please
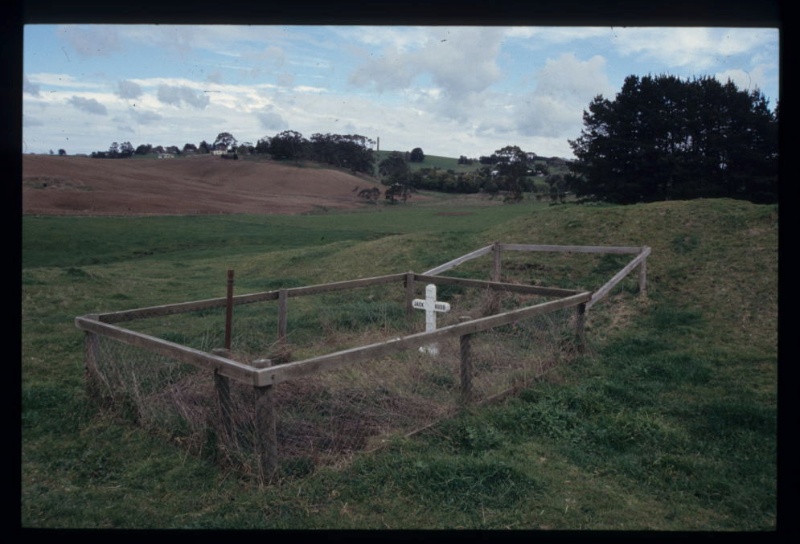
top-left (82, 282), bottom-right (585, 482)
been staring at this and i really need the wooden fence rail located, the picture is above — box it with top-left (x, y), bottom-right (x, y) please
top-left (76, 242), bottom-right (649, 483)
top-left (97, 273), bottom-right (408, 324)
top-left (589, 246), bottom-right (652, 309)
top-left (498, 243), bottom-right (645, 254)
top-left (254, 291), bottom-right (591, 387)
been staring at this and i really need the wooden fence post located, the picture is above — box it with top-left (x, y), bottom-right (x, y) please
top-left (252, 358), bottom-right (278, 484)
top-left (459, 332), bottom-right (473, 405)
top-left (575, 302), bottom-right (586, 353)
top-left (405, 271), bottom-right (415, 320)
top-left (211, 348), bottom-right (234, 445)
top-left (638, 253), bottom-right (648, 297)
top-left (278, 289), bottom-right (288, 345)
top-left (84, 330), bottom-right (104, 400)
top-left (492, 242), bottom-right (501, 282)
top-left (486, 242), bottom-right (502, 316)
top-left (225, 269), bottom-right (234, 351)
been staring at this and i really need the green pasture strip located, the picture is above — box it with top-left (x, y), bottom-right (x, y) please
top-left (22, 202), bottom-right (539, 269)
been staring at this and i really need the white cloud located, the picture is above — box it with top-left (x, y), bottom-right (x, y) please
top-left (293, 85), bottom-right (329, 94)
top-left (506, 26), bottom-right (610, 43)
top-left (348, 45), bottom-right (419, 92)
top-left (23, 115), bottom-right (44, 127)
top-left (715, 64), bottom-right (776, 99)
top-left (535, 53), bottom-right (612, 102)
top-left (611, 27), bottom-right (777, 70)
top-left (115, 123), bottom-right (136, 135)
top-left (350, 27), bottom-right (504, 98)
top-left (67, 96), bottom-right (108, 115)
top-left (117, 80), bottom-right (143, 99)
top-left (205, 70), bottom-right (224, 84)
top-left (156, 85), bottom-right (211, 109)
top-left (133, 25), bottom-right (199, 58)
top-left (514, 53), bottom-right (614, 139)
top-left (420, 27), bottom-right (504, 97)
top-left (21, 25), bottom-right (779, 159)
top-left (130, 109), bottom-right (162, 124)
top-left (23, 77), bottom-right (40, 96)
top-left (27, 73), bottom-right (102, 90)
top-left (337, 26), bottom-right (431, 52)
top-left (277, 73), bottom-right (294, 87)
top-left (58, 25), bottom-right (123, 58)
top-left (258, 111), bottom-right (287, 131)
top-left (348, 27), bottom-right (505, 124)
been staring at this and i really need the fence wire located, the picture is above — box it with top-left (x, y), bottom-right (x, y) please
top-left (85, 282), bottom-right (583, 481)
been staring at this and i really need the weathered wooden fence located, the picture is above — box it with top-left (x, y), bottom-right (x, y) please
top-left (425, 242), bottom-right (651, 309)
top-left (76, 242), bottom-right (649, 483)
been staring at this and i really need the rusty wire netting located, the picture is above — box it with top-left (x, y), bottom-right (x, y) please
top-left (84, 282), bottom-right (583, 481)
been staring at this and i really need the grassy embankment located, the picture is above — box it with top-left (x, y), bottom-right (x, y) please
top-left (21, 197), bottom-right (777, 529)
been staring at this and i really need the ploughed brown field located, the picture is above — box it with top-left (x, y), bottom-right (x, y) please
top-left (22, 154), bottom-right (386, 216)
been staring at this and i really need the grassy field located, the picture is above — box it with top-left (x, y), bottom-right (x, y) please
top-left (21, 196), bottom-right (778, 529)
top-left (373, 151), bottom-right (481, 173)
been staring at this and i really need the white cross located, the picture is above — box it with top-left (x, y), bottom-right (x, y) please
top-left (412, 284), bottom-right (450, 355)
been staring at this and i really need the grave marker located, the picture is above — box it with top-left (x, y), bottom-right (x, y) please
top-left (412, 284), bottom-right (450, 355)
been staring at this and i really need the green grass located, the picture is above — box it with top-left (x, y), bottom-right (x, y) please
top-left (373, 151), bottom-right (482, 174)
top-left (21, 195), bottom-right (777, 529)
top-left (22, 202), bottom-right (538, 270)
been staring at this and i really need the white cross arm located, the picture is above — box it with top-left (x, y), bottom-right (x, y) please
top-left (412, 299), bottom-right (451, 312)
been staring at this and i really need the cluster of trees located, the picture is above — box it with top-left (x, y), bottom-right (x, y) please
top-left (254, 131), bottom-right (376, 175)
top-left (88, 129), bottom-right (379, 174)
top-left (90, 141), bottom-right (135, 159)
top-left (568, 74), bottom-right (778, 204)
top-left (374, 146), bottom-right (553, 202)
top-left (89, 132), bottom-right (254, 160)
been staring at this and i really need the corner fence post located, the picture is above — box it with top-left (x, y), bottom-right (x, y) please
top-left (83, 330), bottom-right (104, 401)
top-left (485, 242), bottom-right (502, 316)
top-left (638, 251), bottom-right (648, 297)
top-left (253, 358), bottom-right (278, 484)
top-left (211, 348), bottom-right (234, 446)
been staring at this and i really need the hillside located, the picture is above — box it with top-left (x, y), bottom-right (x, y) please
top-left (22, 155), bottom-right (384, 216)
top-left (21, 197), bottom-right (777, 529)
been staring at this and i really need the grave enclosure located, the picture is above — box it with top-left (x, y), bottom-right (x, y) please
top-left (76, 242), bottom-right (651, 483)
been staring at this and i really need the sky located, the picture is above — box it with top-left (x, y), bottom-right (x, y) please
top-left (22, 24), bottom-right (780, 160)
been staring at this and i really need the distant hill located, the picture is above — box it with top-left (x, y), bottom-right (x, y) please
top-left (22, 154), bottom-right (386, 216)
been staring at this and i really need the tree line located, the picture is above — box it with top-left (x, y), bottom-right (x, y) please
top-left (85, 130), bottom-right (566, 203)
top-left (375, 146), bottom-right (567, 204)
top-left (81, 74), bottom-right (778, 205)
top-left (568, 74), bottom-right (778, 204)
